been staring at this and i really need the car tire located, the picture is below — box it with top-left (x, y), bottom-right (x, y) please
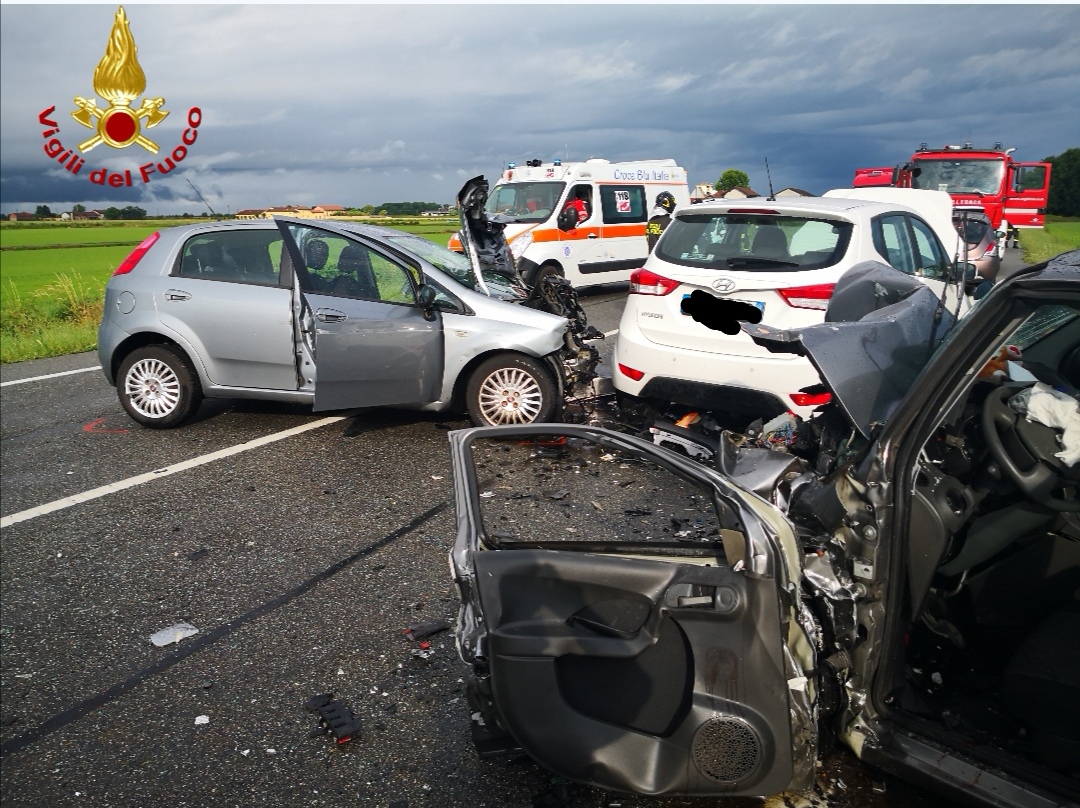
top-left (466, 354), bottom-right (557, 427)
top-left (117, 345), bottom-right (203, 429)
top-left (531, 262), bottom-right (564, 287)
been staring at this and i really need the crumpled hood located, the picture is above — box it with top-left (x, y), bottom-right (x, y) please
top-left (744, 261), bottom-right (958, 438)
top-left (457, 176), bottom-right (523, 291)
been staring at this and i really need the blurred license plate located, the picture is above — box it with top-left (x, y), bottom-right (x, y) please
top-left (681, 294), bottom-right (765, 315)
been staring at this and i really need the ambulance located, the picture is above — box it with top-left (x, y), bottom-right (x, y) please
top-left (449, 158), bottom-right (690, 288)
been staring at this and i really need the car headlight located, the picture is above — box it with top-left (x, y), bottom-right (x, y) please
top-left (509, 230), bottom-right (533, 260)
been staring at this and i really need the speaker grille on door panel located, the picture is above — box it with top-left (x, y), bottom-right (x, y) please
top-left (691, 716), bottom-right (762, 783)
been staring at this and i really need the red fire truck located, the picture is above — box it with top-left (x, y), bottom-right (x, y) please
top-left (853, 142), bottom-right (1052, 246)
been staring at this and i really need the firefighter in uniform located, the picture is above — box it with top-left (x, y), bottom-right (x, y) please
top-left (646, 191), bottom-right (676, 251)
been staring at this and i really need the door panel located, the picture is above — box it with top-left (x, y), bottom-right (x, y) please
top-left (163, 229), bottom-right (296, 390)
top-left (304, 291), bottom-right (442, 410)
top-left (450, 425), bottom-right (809, 797)
top-left (274, 219), bottom-right (444, 411)
top-left (474, 549), bottom-right (796, 795)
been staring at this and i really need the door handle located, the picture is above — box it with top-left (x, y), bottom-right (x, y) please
top-left (315, 308), bottom-right (347, 323)
top-left (587, 234), bottom-right (599, 239)
top-left (164, 289), bottom-right (191, 301)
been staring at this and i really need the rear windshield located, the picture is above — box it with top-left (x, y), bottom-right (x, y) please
top-left (655, 213), bottom-right (852, 271)
top-left (953, 214), bottom-right (992, 244)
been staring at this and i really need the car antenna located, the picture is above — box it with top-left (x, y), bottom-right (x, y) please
top-left (186, 178), bottom-right (220, 219)
top-left (764, 157), bottom-right (776, 201)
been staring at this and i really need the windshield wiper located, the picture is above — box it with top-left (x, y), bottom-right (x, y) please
top-left (726, 257), bottom-right (799, 268)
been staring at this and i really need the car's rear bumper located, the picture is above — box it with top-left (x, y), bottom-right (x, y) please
top-left (612, 315), bottom-right (822, 418)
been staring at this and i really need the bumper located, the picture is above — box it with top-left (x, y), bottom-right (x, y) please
top-left (612, 315), bottom-right (823, 419)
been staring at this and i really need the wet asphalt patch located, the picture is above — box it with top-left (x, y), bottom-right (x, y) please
top-left (1, 499), bottom-right (448, 759)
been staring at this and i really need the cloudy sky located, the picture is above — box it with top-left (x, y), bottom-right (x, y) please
top-left (1, 3), bottom-right (1077, 215)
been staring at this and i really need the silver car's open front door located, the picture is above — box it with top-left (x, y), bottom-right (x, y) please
top-left (448, 424), bottom-right (816, 796)
top-left (276, 218), bottom-right (444, 411)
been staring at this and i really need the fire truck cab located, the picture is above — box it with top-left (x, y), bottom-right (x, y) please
top-left (450, 158), bottom-right (690, 287)
top-left (854, 143), bottom-right (1052, 248)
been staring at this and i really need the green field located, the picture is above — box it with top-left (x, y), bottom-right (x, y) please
top-left (1021, 217), bottom-right (1080, 264)
top-left (0, 218), bottom-right (459, 364)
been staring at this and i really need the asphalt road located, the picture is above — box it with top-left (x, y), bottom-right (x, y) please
top-left (1, 284), bottom-right (961, 808)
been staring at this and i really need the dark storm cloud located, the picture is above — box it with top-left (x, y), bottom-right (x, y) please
top-left (2, 4), bottom-right (1077, 213)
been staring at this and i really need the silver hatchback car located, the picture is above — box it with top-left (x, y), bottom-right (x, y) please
top-left (98, 213), bottom-right (595, 428)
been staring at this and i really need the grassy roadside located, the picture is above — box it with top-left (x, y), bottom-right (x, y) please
top-left (1020, 216), bottom-right (1080, 264)
top-left (0, 219), bottom-right (459, 364)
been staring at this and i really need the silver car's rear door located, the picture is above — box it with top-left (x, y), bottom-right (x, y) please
top-left (161, 226), bottom-right (297, 390)
top-left (276, 219), bottom-right (444, 411)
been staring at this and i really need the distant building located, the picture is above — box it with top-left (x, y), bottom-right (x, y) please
top-left (235, 209), bottom-right (267, 220)
top-left (690, 183), bottom-right (718, 204)
top-left (7, 212), bottom-right (36, 221)
top-left (722, 186), bottom-right (760, 199)
top-left (72, 209), bottom-right (106, 220)
top-left (775, 187), bottom-right (814, 198)
top-left (312, 205), bottom-right (345, 217)
top-left (262, 206), bottom-right (319, 219)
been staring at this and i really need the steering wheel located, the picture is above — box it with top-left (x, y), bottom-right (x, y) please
top-left (982, 384), bottom-right (1080, 512)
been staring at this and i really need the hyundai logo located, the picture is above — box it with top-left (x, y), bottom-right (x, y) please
top-left (712, 277), bottom-right (737, 293)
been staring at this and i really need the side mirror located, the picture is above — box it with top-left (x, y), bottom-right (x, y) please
top-left (417, 284), bottom-right (437, 320)
top-left (557, 207), bottom-right (577, 232)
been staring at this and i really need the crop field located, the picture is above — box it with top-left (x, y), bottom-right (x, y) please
top-left (0, 218), bottom-right (459, 364)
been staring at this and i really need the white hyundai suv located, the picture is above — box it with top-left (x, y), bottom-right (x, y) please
top-left (612, 196), bottom-right (962, 419)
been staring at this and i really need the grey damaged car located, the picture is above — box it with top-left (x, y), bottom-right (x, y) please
top-left (98, 184), bottom-right (598, 428)
top-left (448, 253), bottom-right (1080, 805)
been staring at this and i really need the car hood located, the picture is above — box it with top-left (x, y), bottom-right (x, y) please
top-left (457, 176), bottom-right (524, 293)
top-left (744, 261), bottom-right (958, 439)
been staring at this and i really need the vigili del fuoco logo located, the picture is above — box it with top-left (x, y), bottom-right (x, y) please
top-left (37, 6), bottom-right (202, 188)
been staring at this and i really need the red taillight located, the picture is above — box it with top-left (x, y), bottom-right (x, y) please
top-left (789, 391), bottom-right (832, 407)
top-left (618, 363), bottom-right (645, 381)
top-left (113, 232), bottom-right (159, 276)
top-left (778, 283), bottom-right (835, 310)
top-left (629, 268), bottom-right (680, 296)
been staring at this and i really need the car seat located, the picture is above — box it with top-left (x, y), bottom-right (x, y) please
top-left (333, 245), bottom-right (379, 299)
top-left (305, 239), bottom-right (329, 270)
top-left (1000, 607), bottom-right (1080, 773)
top-left (751, 226), bottom-right (789, 260)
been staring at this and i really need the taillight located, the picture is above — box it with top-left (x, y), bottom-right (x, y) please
top-left (789, 391), bottom-right (832, 407)
top-left (778, 283), bottom-right (835, 310)
top-left (113, 232), bottom-right (159, 276)
top-left (618, 363), bottom-right (645, 381)
top-left (629, 268), bottom-right (680, 296)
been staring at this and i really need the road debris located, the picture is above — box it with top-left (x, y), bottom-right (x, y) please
top-left (403, 620), bottom-right (450, 641)
top-left (194, 715), bottom-right (209, 725)
top-left (305, 692), bottom-right (361, 745)
top-left (150, 622), bottom-right (199, 647)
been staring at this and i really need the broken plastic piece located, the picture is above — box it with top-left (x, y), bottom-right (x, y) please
top-left (304, 692), bottom-right (361, 744)
top-left (403, 620), bottom-right (450, 641)
top-left (150, 622), bottom-right (199, 647)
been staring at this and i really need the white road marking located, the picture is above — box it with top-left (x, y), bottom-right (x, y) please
top-left (585, 329), bottom-right (619, 342)
top-left (0, 416), bottom-right (346, 528)
top-left (0, 366), bottom-right (101, 387)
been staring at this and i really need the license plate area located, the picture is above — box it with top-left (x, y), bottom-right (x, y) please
top-left (681, 294), bottom-right (765, 315)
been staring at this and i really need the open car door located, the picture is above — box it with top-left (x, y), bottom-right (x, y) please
top-left (448, 424), bottom-right (817, 796)
top-left (275, 218), bottom-right (443, 411)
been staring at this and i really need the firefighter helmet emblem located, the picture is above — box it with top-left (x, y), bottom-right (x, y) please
top-left (70, 6), bottom-right (169, 154)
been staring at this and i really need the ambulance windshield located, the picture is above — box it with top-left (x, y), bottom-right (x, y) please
top-left (485, 182), bottom-right (566, 223)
